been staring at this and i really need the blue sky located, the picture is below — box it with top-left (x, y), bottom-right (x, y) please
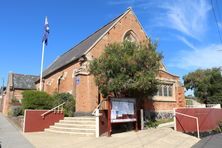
top-left (1, 0), bottom-right (222, 89)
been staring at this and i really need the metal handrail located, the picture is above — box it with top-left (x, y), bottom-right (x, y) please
top-left (92, 99), bottom-right (107, 116)
top-left (41, 102), bottom-right (65, 118)
top-left (175, 111), bottom-right (200, 138)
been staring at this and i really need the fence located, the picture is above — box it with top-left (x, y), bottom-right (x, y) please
top-left (186, 104), bottom-right (221, 109)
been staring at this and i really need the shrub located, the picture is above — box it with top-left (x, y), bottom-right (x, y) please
top-left (22, 90), bottom-right (54, 110)
top-left (52, 93), bottom-right (75, 117)
top-left (8, 106), bottom-right (23, 116)
top-left (145, 119), bottom-right (158, 128)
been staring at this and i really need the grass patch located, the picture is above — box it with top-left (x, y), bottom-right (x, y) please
top-left (145, 118), bottom-right (174, 128)
top-left (156, 118), bottom-right (174, 125)
top-left (186, 99), bottom-right (193, 105)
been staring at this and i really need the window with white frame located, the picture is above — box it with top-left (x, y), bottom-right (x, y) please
top-left (156, 84), bottom-right (173, 97)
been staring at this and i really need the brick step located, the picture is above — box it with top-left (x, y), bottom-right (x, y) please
top-left (55, 122), bottom-right (96, 128)
top-left (45, 129), bottom-right (95, 136)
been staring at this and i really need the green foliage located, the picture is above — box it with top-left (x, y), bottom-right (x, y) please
top-left (183, 68), bottom-right (222, 104)
top-left (145, 119), bottom-right (158, 128)
top-left (155, 118), bottom-right (173, 125)
top-left (8, 106), bottom-right (23, 117)
top-left (186, 99), bottom-right (193, 105)
top-left (22, 90), bottom-right (54, 110)
top-left (145, 118), bottom-right (173, 128)
top-left (10, 97), bottom-right (21, 105)
top-left (52, 93), bottom-right (75, 117)
top-left (89, 40), bottom-right (162, 98)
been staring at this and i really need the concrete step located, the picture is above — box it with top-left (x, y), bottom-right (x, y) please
top-left (55, 122), bottom-right (96, 128)
top-left (45, 128), bottom-right (95, 136)
top-left (64, 117), bottom-right (95, 121)
top-left (59, 120), bottom-right (95, 125)
top-left (44, 116), bottom-right (96, 136)
top-left (49, 126), bottom-right (95, 133)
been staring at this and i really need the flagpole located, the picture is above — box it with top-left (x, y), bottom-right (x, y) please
top-left (40, 41), bottom-right (45, 91)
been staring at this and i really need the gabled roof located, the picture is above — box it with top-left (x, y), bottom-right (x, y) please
top-left (10, 73), bottom-right (38, 90)
top-left (43, 8), bottom-right (132, 78)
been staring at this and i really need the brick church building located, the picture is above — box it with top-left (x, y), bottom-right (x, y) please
top-left (36, 8), bottom-right (185, 118)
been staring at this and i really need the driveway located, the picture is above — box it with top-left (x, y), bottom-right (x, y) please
top-left (0, 113), bottom-right (33, 148)
top-left (24, 127), bottom-right (199, 148)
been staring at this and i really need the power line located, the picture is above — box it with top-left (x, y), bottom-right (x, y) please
top-left (216, 0), bottom-right (222, 21)
top-left (211, 0), bottom-right (222, 43)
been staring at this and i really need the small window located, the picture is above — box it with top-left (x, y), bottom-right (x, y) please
top-left (124, 31), bottom-right (137, 42)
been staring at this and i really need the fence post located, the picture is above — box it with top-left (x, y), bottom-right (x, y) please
top-left (95, 109), bottom-right (100, 138)
top-left (173, 108), bottom-right (177, 131)
top-left (140, 109), bottom-right (144, 130)
top-left (23, 110), bottom-right (27, 133)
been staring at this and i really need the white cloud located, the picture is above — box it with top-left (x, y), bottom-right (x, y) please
top-left (109, 0), bottom-right (211, 40)
top-left (157, 0), bottom-right (211, 40)
top-left (176, 35), bottom-right (197, 50)
top-left (218, 22), bottom-right (222, 30)
top-left (169, 44), bottom-right (222, 69)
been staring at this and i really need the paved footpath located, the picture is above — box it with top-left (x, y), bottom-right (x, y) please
top-left (24, 127), bottom-right (199, 148)
top-left (0, 113), bottom-right (33, 148)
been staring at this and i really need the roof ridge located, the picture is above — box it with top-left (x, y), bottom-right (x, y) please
top-left (12, 73), bottom-right (39, 77)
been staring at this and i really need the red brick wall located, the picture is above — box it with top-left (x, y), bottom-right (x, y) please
top-left (2, 89), bottom-right (24, 115)
top-left (43, 63), bottom-right (80, 95)
top-left (14, 90), bottom-right (24, 101)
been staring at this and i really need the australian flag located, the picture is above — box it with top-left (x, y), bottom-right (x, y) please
top-left (42, 17), bottom-right (50, 45)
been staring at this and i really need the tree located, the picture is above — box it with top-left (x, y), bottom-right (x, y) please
top-left (183, 68), bottom-right (222, 104)
top-left (89, 40), bottom-right (162, 98)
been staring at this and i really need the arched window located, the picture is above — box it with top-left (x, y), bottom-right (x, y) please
top-left (123, 30), bottom-right (137, 42)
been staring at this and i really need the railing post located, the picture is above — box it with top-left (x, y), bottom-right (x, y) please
top-left (95, 109), bottom-right (100, 138)
top-left (175, 111), bottom-right (200, 138)
top-left (196, 118), bottom-right (200, 138)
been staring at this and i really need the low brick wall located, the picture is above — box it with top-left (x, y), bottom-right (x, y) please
top-left (23, 110), bottom-right (64, 132)
top-left (175, 108), bottom-right (222, 132)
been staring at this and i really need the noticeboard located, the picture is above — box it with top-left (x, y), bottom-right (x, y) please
top-left (110, 98), bottom-right (136, 123)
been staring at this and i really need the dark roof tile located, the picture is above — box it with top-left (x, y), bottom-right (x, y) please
top-left (13, 74), bottom-right (38, 90)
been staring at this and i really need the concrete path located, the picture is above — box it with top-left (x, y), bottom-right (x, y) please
top-left (0, 113), bottom-right (33, 148)
top-left (192, 133), bottom-right (222, 148)
top-left (24, 127), bottom-right (199, 148)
